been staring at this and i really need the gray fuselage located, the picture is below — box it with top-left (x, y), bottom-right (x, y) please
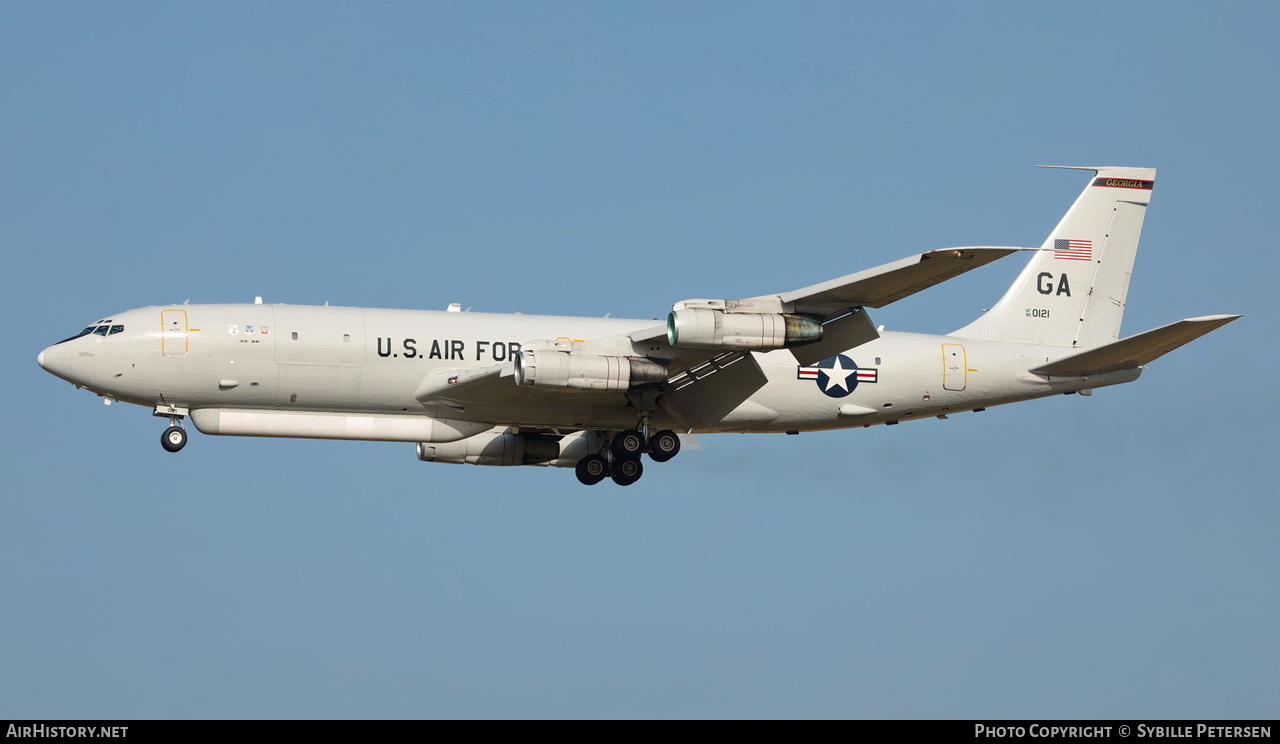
top-left (38, 303), bottom-right (1137, 439)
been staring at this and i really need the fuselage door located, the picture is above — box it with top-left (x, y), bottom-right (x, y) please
top-left (161, 310), bottom-right (189, 358)
top-left (942, 343), bottom-right (966, 391)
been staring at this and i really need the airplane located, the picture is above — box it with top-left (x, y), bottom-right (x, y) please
top-left (36, 166), bottom-right (1239, 486)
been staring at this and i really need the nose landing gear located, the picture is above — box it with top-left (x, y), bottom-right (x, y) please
top-left (160, 424), bottom-right (188, 453)
top-left (153, 403), bottom-right (190, 453)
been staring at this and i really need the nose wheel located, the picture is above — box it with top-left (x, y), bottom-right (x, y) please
top-left (160, 423), bottom-right (188, 453)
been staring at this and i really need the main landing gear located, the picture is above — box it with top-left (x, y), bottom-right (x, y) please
top-left (575, 428), bottom-right (680, 486)
top-left (647, 429), bottom-right (680, 463)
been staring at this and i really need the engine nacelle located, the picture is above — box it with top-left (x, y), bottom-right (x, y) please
top-left (513, 350), bottom-right (666, 391)
top-left (548, 430), bottom-right (605, 468)
top-left (417, 430), bottom-right (560, 467)
top-left (666, 308), bottom-right (822, 350)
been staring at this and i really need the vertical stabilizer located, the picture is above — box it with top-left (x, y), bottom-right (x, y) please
top-left (951, 166), bottom-right (1156, 348)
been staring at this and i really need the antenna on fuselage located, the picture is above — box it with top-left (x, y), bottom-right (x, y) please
top-left (254, 296), bottom-right (263, 304)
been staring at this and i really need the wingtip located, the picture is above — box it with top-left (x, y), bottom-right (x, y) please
top-left (1185, 313), bottom-right (1244, 323)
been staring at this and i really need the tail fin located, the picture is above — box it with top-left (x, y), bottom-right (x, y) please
top-left (951, 166), bottom-right (1156, 348)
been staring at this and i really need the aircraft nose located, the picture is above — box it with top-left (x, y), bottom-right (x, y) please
top-left (38, 344), bottom-right (73, 381)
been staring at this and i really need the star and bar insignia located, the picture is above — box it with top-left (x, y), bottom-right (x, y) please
top-left (797, 354), bottom-right (878, 398)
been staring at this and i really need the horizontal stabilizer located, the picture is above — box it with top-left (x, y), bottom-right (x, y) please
top-left (1029, 314), bottom-right (1241, 377)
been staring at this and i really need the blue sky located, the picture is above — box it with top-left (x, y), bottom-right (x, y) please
top-left (2, 2), bottom-right (1276, 718)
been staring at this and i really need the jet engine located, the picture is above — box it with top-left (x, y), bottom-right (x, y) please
top-left (666, 306), bottom-right (822, 350)
top-left (513, 349), bottom-right (666, 391)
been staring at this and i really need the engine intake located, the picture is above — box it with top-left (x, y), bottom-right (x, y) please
top-left (514, 350), bottom-right (666, 391)
top-left (667, 308), bottom-right (822, 350)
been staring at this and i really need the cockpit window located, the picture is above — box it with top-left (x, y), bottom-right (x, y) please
top-left (53, 326), bottom-right (103, 345)
top-left (53, 322), bottom-right (126, 345)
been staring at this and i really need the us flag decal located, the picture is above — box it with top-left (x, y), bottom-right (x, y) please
top-left (1053, 239), bottom-right (1093, 261)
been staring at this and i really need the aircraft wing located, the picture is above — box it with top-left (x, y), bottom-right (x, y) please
top-left (766, 246), bottom-right (1025, 317)
top-left (637, 246), bottom-right (1024, 367)
top-left (414, 361), bottom-right (631, 420)
top-left (416, 246), bottom-right (1024, 425)
top-left (413, 362), bottom-right (515, 409)
top-left (413, 354), bottom-right (771, 431)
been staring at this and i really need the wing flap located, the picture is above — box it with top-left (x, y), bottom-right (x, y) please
top-left (661, 352), bottom-right (770, 429)
top-left (790, 308), bottom-right (880, 366)
top-left (1029, 314), bottom-right (1241, 377)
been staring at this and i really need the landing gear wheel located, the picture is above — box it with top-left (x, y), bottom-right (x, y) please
top-left (611, 429), bottom-right (646, 460)
top-left (575, 455), bottom-right (609, 486)
top-left (611, 458), bottom-right (643, 486)
top-left (647, 429), bottom-right (681, 462)
top-left (160, 426), bottom-right (188, 453)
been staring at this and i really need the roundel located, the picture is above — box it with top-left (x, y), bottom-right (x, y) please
top-left (796, 353), bottom-right (879, 398)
